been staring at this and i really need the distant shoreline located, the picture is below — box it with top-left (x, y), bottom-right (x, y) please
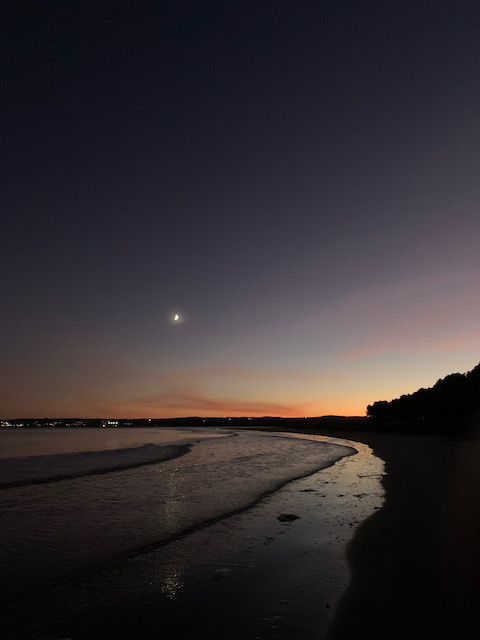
top-left (0, 414), bottom-right (475, 437)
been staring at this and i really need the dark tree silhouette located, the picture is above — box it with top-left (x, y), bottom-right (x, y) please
top-left (367, 362), bottom-right (480, 420)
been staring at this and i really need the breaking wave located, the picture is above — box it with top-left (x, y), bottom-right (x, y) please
top-left (0, 443), bottom-right (191, 489)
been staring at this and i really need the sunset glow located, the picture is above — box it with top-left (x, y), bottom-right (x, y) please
top-left (2, 3), bottom-right (479, 420)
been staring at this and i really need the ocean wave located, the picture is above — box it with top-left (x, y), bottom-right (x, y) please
top-left (0, 431), bottom-right (358, 604)
top-left (0, 443), bottom-right (191, 489)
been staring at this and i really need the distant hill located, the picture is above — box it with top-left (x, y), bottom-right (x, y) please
top-left (367, 362), bottom-right (480, 421)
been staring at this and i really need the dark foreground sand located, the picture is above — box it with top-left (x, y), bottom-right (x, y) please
top-left (320, 428), bottom-right (480, 640)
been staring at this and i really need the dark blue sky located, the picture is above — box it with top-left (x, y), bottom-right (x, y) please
top-left (2, 1), bottom-right (480, 417)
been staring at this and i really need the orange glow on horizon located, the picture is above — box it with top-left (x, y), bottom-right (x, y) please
top-left (0, 396), bottom-right (367, 420)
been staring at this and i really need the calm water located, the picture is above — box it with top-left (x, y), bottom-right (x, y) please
top-left (0, 427), bottom-right (220, 457)
top-left (0, 428), bottom-right (384, 639)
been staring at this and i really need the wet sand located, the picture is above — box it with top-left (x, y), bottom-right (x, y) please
top-left (322, 428), bottom-right (480, 640)
top-left (154, 427), bottom-right (479, 640)
top-left (251, 425), bottom-right (480, 639)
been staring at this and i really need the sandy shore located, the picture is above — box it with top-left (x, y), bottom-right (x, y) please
top-left (2, 427), bottom-right (479, 639)
top-left (217, 425), bottom-right (480, 639)
top-left (320, 428), bottom-right (480, 640)
top-left (1, 433), bottom-right (376, 640)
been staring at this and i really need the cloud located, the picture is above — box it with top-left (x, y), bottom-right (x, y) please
top-left (319, 270), bottom-right (480, 361)
top-left (77, 390), bottom-right (310, 418)
top-left (148, 365), bottom-right (341, 384)
top-left (61, 358), bottom-right (357, 418)
top-left (339, 314), bottom-right (480, 361)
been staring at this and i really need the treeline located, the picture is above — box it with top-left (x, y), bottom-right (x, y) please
top-left (367, 362), bottom-right (480, 420)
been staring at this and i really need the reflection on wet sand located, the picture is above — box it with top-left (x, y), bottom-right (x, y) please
top-left (161, 567), bottom-right (184, 600)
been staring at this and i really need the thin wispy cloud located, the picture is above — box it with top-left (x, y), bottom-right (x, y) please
top-left (79, 391), bottom-right (309, 418)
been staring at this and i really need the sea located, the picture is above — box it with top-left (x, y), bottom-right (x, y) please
top-left (0, 427), bottom-right (385, 639)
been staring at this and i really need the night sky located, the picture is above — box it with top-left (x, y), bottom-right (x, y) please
top-left (2, 1), bottom-right (480, 418)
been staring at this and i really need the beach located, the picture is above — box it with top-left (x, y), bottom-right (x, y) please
top-left (1, 426), bottom-right (478, 639)
top-left (253, 425), bottom-right (480, 639)
top-left (324, 428), bottom-right (480, 640)
top-left (1, 428), bottom-right (364, 639)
